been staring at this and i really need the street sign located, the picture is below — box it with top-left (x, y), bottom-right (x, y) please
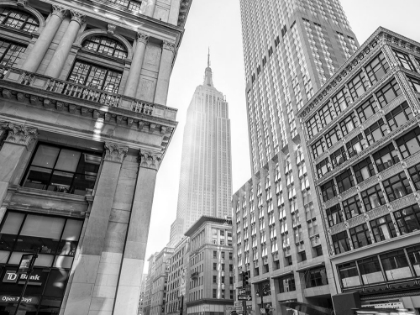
top-left (238, 289), bottom-right (247, 295)
top-left (238, 295), bottom-right (252, 301)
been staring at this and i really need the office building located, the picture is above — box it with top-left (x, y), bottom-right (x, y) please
top-left (169, 58), bottom-right (232, 246)
top-left (0, 0), bottom-right (191, 314)
top-left (298, 27), bottom-right (420, 314)
top-left (233, 0), bottom-right (358, 314)
top-left (139, 274), bottom-right (148, 315)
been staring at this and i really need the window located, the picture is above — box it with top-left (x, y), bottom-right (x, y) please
top-left (358, 256), bottom-right (384, 284)
top-left (370, 215), bottom-right (397, 242)
top-left (212, 289), bottom-right (217, 298)
top-left (396, 127), bottom-right (420, 159)
top-left (213, 276), bottom-right (217, 283)
top-left (349, 224), bottom-right (371, 249)
top-left (330, 146), bottom-right (347, 168)
top-left (278, 274), bottom-right (296, 293)
top-left (339, 112), bottom-right (358, 136)
top-left (82, 36), bottom-right (128, 59)
top-left (312, 139), bottom-right (324, 159)
top-left (0, 39), bottom-right (26, 67)
top-left (382, 171), bottom-right (412, 202)
top-left (22, 143), bottom-right (102, 196)
top-left (407, 245), bottom-right (420, 276)
top-left (338, 262), bottom-right (361, 288)
top-left (348, 72), bottom-right (368, 101)
top-left (381, 250), bottom-right (412, 280)
top-left (342, 195), bottom-right (362, 219)
top-left (408, 76), bottom-right (420, 93)
top-left (213, 251), bottom-right (217, 258)
top-left (365, 52), bottom-right (389, 83)
top-left (331, 88), bottom-right (349, 113)
top-left (408, 162), bottom-right (420, 190)
top-left (305, 267), bottom-right (328, 288)
top-left (332, 231), bottom-right (351, 254)
top-left (325, 125), bottom-right (342, 148)
top-left (394, 50), bottom-right (416, 71)
top-left (353, 157), bottom-right (376, 183)
top-left (321, 180), bottom-right (337, 202)
top-left (319, 103), bottom-right (334, 126)
top-left (307, 115), bottom-right (319, 138)
top-left (394, 204), bottom-right (420, 234)
top-left (361, 184), bottom-right (385, 211)
top-left (336, 169), bottom-right (355, 193)
top-left (386, 102), bottom-right (413, 131)
top-left (326, 204), bottom-right (344, 227)
top-left (376, 78), bottom-right (402, 107)
top-left (67, 60), bottom-right (123, 93)
top-left (0, 8), bottom-right (39, 33)
top-left (346, 134), bottom-right (364, 157)
top-left (357, 97), bottom-right (378, 123)
top-left (229, 252), bottom-right (233, 260)
top-left (316, 158), bottom-right (330, 178)
top-left (213, 263), bottom-right (217, 270)
top-left (108, 0), bottom-right (143, 11)
top-left (221, 252), bottom-right (225, 259)
top-left (365, 119), bottom-right (387, 145)
top-left (373, 143), bottom-right (400, 172)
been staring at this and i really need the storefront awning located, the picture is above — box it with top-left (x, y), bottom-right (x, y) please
top-left (296, 262), bottom-right (325, 273)
top-left (250, 277), bottom-right (269, 284)
top-left (280, 301), bottom-right (333, 315)
top-left (270, 270), bottom-right (293, 279)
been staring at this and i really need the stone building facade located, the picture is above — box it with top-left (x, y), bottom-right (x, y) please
top-left (298, 27), bottom-right (420, 314)
top-left (0, 0), bottom-right (191, 314)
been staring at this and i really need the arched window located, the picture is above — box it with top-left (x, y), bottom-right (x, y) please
top-left (0, 39), bottom-right (26, 67)
top-left (0, 7), bottom-right (39, 33)
top-left (108, 0), bottom-right (142, 12)
top-left (82, 36), bottom-right (128, 59)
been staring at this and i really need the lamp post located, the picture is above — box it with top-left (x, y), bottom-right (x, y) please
top-left (13, 251), bottom-right (38, 315)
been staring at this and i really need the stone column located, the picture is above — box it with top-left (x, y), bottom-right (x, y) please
top-left (168, 0), bottom-right (181, 25)
top-left (123, 33), bottom-right (149, 98)
top-left (154, 41), bottom-right (175, 106)
top-left (0, 123), bottom-right (38, 207)
top-left (44, 11), bottom-right (84, 78)
top-left (22, 5), bottom-right (66, 72)
top-left (64, 142), bottom-right (128, 315)
top-left (145, 0), bottom-right (157, 17)
top-left (113, 151), bottom-right (161, 315)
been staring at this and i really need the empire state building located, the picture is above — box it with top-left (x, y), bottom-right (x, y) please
top-left (169, 55), bottom-right (232, 246)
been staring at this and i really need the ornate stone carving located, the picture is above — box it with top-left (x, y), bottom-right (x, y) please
top-left (107, 24), bottom-right (116, 35)
top-left (52, 4), bottom-right (67, 19)
top-left (163, 41), bottom-right (175, 52)
top-left (104, 142), bottom-right (128, 163)
top-left (137, 32), bottom-right (149, 44)
top-left (70, 10), bottom-right (85, 25)
top-left (4, 123), bottom-right (38, 148)
top-left (139, 151), bottom-right (162, 170)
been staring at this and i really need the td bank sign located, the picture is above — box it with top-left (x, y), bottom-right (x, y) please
top-left (2, 270), bottom-right (42, 286)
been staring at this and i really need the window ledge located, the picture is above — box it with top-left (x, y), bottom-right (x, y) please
top-left (15, 185), bottom-right (90, 202)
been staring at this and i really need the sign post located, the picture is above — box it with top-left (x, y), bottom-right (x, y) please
top-left (13, 252), bottom-right (38, 315)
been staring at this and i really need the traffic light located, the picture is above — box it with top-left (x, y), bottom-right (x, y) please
top-left (242, 271), bottom-right (249, 286)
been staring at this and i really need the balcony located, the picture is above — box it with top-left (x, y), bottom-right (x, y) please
top-left (191, 271), bottom-right (199, 279)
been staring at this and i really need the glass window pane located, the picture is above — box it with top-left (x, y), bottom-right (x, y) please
top-left (53, 255), bottom-right (74, 269)
top-left (20, 215), bottom-right (65, 239)
top-left (0, 212), bottom-right (25, 234)
top-left (34, 254), bottom-right (54, 267)
top-left (61, 220), bottom-right (83, 241)
top-left (31, 145), bottom-right (60, 168)
top-left (0, 250), bottom-right (10, 263)
top-left (54, 150), bottom-right (81, 172)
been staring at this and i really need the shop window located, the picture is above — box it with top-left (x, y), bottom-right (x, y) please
top-left (316, 158), bottom-right (330, 178)
top-left (332, 231), bottom-right (351, 254)
top-left (408, 76), bottom-right (420, 93)
top-left (304, 267), bottom-right (328, 288)
top-left (339, 112), bottom-right (358, 136)
top-left (338, 262), bottom-right (361, 288)
top-left (331, 88), bottom-right (348, 113)
top-left (312, 138), bottom-right (324, 159)
top-left (336, 169), bottom-right (355, 193)
top-left (330, 146), bottom-right (347, 168)
top-left (349, 223), bottom-right (371, 249)
top-left (376, 78), bottom-right (402, 107)
top-left (382, 171), bottom-right (412, 202)
top-left (82, 36), bottom-right (128, 59)
top-left (394, 204), bottom-right (420, 235)
top-left (108, 0), bottom-right (142, 11)
top-left (22, 143), bottom-right (102, 196)
top-left (394, 50), bottom-right (416, 72)
top-left (380, 250), bottom-right (412, 280)
top-left (0, 39), bottom-right (26, 67)
top-left (357, 97), bottom-right (378, 123)
top-left (353, 157), bottom-right (376, 183)
top-left (326, 204), bottom-right (344, 227)
top-left (278, 274), bottom-right (296, 293)
top-left (370, 214), bottom-right (397, 242)
top-left (408, 162), bottom-right (420, 190)
top-left (67, 60), bottom-right (123, 93)
top-left (361, 184), bottom-right (385, 211)
top-left (342, 195), bottom-right (362, 220)
top-left (0, 7), bottom-right (39, 33)
top-left (306, 115), bottom-right (319, 138)
top-left (396, 127), bottom-right (420, 159)
top-left (365, 119), bottom-right (387, 145)
top-left (365, 52), bottom-right (389, 83)
top-left (321, 180), bottom-right (337, 202)
top-left (385, 102), bottom-right (413, 131)
top-left (407, 245), bottom-right (420, 276)
top-left (373, 143), bottom-right (400, 172)
top-left (358, 256), bottom-right (384, 284)
top-left (319, 103), bottom-right (334, 126)
top-left (346, 134), bottom-right (364, 158)
top-left (348, 71), bottom-right (368, 101)
top-left (325, 125), bottom-right (342, 148)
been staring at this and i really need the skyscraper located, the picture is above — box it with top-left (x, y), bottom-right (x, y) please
top-left (170, 56), bottom-right (232, 246)
top-left (233, 0), bottom-right (359, 313)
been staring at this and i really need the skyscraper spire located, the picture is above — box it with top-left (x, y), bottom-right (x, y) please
top-left (204, 48), bottom-right (213, 87)
top-left (208, 47), bottom-right (211, 67)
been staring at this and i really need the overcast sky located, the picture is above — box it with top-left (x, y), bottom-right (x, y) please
top-left (144, 0), bottom-right (420, 268)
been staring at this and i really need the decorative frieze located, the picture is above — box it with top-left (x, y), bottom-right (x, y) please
top-left (104, 142), bottom-right (128, 163)
top-left (389, 193), bottom-right (417, 211)
top-left (3, 123), bottom-right (38, 148)
top-left (366, 205), bottom-right (389, 220)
